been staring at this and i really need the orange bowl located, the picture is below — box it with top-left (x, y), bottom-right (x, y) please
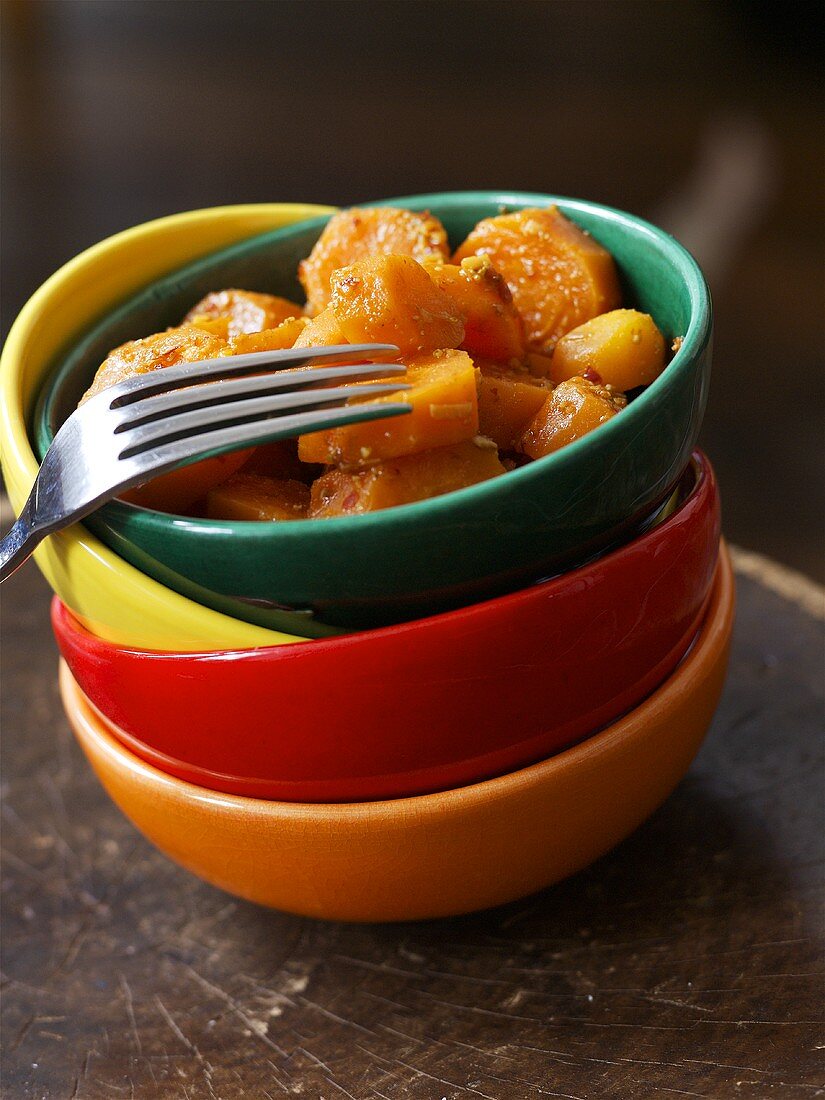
top-left (60, 543), bottom-right (734, 923)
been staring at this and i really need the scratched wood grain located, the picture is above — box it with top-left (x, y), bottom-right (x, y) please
top-left (1, 557), bottom-right (823, 1099)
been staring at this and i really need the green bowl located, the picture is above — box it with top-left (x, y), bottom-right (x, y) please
top-left (35, 191), bottom-right (712, 629)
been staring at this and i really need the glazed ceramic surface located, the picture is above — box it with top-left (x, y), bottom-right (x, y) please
top-left (0, 204), bottom-right (334, 649)
top-left (60, 543), bottom-right (734, 922)
top-left (35, 192), bottom-right (712, 628)
top-left (53, 453), bottom-right (720, 802)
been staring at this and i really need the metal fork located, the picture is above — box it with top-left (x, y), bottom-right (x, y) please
top-left (0, 343), bottom-right (409, 581)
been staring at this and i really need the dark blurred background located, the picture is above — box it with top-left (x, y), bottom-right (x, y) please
top-left (2, 0), bottom-right (822, 578)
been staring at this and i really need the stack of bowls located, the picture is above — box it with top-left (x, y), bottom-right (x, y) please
top-left (0, 193), bottom-right (734, 921)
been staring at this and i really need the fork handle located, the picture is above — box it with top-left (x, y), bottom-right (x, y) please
top-left (0, 497), bottom-right (47, 582)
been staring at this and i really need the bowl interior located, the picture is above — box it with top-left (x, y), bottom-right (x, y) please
top-left (35, 190), bottom-right (705, 478)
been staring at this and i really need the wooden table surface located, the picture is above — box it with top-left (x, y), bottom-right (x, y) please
top-left (1, 552), bottom-right (823, 1099)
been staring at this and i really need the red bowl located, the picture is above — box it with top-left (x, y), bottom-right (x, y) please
top-left (52, 452), bottom-right (720, 802)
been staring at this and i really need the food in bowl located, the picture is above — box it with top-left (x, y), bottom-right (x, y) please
top-left (30, 193), bottom-right (709, 628)
top-left (81, 206), bottom-right (673, 519)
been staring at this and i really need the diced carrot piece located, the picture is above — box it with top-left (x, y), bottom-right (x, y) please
top-left (520, 376), bottom-right (627, 459)
top-left (184, 289), bottom-right (303, 338)
top-left (422, 255), bottom-right (525, 361)
top-left (122, 452), bottom-right (253, 514)
top-left (85, 324), bottom-right (270, 512)
top-left (82, 325), bottom-right (226, 403)
top-left (476, 362), bottom-right (552, 450)
top-left (298, 348), bottom-right (479, 465)
top-left (299, 207), bottom-right (450, 314)
top-left (292, 307), bottom-right (348, 348)
top-left (225, 316), bottom-right (309, 355)
top-left (453, 206), bottom-right (622, 353)
top-left (206, 474), bottom-right (310, 521)
top-left (549, 309), bottom-right (666, 391)
top-left (310, 440), bottom-right (504, 517)
top-left (330, 254), bottom-right (464, 357)
top-left (186, 315), bottom-right (232, 339)
top-left (120, 319), bottom-right (315, 511)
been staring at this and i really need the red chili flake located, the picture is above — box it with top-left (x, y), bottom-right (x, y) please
top-left (343, 491), bottom-right (359, 511)
top-left (582, 368), bottom-right (603, 383)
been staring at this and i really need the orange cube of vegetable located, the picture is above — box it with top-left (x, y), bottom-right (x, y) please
top-left (82, 325), bottom-right (226, 403)
top-left (292, 307), bottom-right (348, 348)
top-left (310, 440), bottom-right (504, 517)
top-left (330, 254), bottom-right (464, 357)
top-left (453, 206), bottom-right (621, 353)
top-left (520, 376), bottom-right (627, 459)
top-left (549, 309), bottom-right (666, 391)
top-left (476, 362), bottom-right (552, 450)
top-left (298, 348), bottom-right (479, 465)
top-left (206, 474), bottom-right (310, 521)
top-left (122, 452), bottom-right (251, 514)
top-left (185, 316), bottom-right (233, 339)
top-left (184, 289), bottom-right (303, 338)
top-left (84, 325), bottom-right (253, 511)
top-left (422, 255), bottom-right (525, 361)
top-left (299, 206), bottom-right (450, 314)
top-left (225, 316), bottom-right (309, 355)
top-left (120, 318), bottom-right (312, 513)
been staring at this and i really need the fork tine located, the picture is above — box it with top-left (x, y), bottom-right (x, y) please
top-left (116, 361), bottom-right (409, 428)
top-left (106, 344), bottom-right (401, 407)
top-left (120, 401), bottom-right (413, 483)
top-left (117, 382), bottom-right (411, 454)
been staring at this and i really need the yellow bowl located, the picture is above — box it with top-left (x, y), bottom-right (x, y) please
top-left (0, 203), bottom-right (335, 650)
top-left (60, 543), bottom-right (735, 923)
